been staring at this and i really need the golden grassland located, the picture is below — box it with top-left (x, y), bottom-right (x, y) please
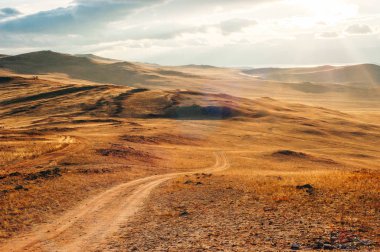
top-left (0, 137), bottom-right (69, 165)
top-left (0, 74), bottom-right (379, 250)
top-left (112, 154), bottom-right (379, 251)
top-left (0, 118), bottom-right (218, 240)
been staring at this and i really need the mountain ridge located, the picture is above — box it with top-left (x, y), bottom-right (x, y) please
top-left (243, 64), bottom-right (380, 85)
top-left (0, 51), bottom-right (200, 86)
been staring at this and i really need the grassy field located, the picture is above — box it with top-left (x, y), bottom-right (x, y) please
top-left (0, 74), bottom-right (379, 251)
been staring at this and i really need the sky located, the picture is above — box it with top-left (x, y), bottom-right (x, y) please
top-left (0, 0), bottom-right (379, 66)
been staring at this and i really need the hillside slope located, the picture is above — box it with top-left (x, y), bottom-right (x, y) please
top-left (243, 64), bottom-right (380, 85)
top-left (1, 51), bottom-right (380, 112)
top-left (0, 76), bottom-right (329, 120)
top-left (0, 51), bottom-right (199, 87)
top-left (1, 74), bottom-right (379, 251)
top-left (1, 75), bottom-right (376, 134)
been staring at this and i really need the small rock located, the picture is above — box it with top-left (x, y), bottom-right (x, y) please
top-left (296, 184), bottom-right (315, 194)
top-left (183, 180), bottom-right (193, 184)
top-left (195, 181), bottom-right (203, 185)
top-left (291, 243), bottom-right (300, 250)
top-left (179, 210), bottom-right (189, 217)
top-left (336, 244), bottom-right (348, 249)
top-left (25, 174), bottom-right (38, 181)
top-left (306, 188), bottom-right (314, 195)
top-left (9, 172), bottom-right (21, 177)
top-left (296, 184), bottom-right (313, 190)
top-left (312, 241), bottom-right (324, 249)
top-left (14, 185), bottom-right (24, 190)
top-left (0, 189), bottom-right (9, 195)
top-left (323, 243), bottom-right (335, 250)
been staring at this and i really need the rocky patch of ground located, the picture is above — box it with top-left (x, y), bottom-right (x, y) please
top-left (96, 144), bottom-right (154, 160)
top-left (121, 133), bottom-right (198, 145)
top-left (105, 172), bottom-right (379, 251)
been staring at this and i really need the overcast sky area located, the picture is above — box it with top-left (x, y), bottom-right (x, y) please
top-left (0, 0), bottom-right (379, 66)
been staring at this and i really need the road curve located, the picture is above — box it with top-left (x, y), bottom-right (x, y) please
top-left (0, 152), bottom-right (230, 252)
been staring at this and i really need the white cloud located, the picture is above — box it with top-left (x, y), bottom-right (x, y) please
top-left (316, 31), bottom-right (340, 39)
top-left (0, 0), bottom-right (166, 34)
top-left (0, 1), bottom-right (75, 15)
top-left (0, 0), bottom-right (379, 66)
top-left (0, 8), bottom-right (21, 20)
top-left (219, 18), bottom-right (257, 34)
top-left (345, 24), bottom-right (373, 35)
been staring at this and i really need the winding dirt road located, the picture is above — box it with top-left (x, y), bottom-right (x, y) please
top-left (0, 152), bottom-right (229, 252)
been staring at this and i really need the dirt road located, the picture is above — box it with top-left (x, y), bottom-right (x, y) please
top-left (0, 152), bottom-right (229, 252)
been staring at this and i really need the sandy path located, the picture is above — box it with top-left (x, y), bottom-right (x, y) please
top-left (0, 152), bottom-right (229, 252)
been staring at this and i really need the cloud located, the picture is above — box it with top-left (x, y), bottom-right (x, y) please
top-left (345, 24), bottom-right (373, 35)
top-left (219, 18), bottom-right (257, 34)
top-left (316, 31), bottom-right (340, 39)
top-left (114, 18), bottom-right (258, 42)
top-left (0, 0), bottom-right (164, 34)
top-left (143, 18), bottom-right (258, 40)
top-left (0, 8), bottom-right (21, 19)
top-left (1, 0), bottom-right (379, 66)
top-left (162, 0), bottom-right (277, 11)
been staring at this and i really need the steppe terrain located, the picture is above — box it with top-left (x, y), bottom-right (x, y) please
top-left (1, 51), bottom-right (380, 112)
top-left (0, 52), bottom-right (379, 251)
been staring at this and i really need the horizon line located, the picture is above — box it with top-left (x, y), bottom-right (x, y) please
top-left (2, 50), bottom-right (380, 69)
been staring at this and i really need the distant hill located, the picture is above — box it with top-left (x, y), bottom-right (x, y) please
top-left (0, 54), bottom-right (9, 58)
top-left (0, 75), bottom-right (358, 122)
top-left (0, 76), bottom-right (290, 120)
top-left (2, 50), bottom-right (379, 88)
top-left (243, 64), bottom-right (380, 86)
top-left (181, 64), bottom-right (221, 69)
top-left (0, 51), bottom-right (199, 86)
top-left (1, 51), bottom-right (380, 112)
top-left (75, 54), bottom-right (123, 64)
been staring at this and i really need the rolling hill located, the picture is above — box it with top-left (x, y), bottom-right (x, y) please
top-left (0, 76), bottom-right (317, 120)
top-left (1, 51), bottom-right (380, 112)
top-left (243, 64), bottom-right (380, 86)
top-left (0, 51), bottom-right (200, 87)
top-left (0, 66), bottom-right (379, 252)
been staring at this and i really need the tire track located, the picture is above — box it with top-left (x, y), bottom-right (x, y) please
top-left (0, 152), bottom-right (229, 252)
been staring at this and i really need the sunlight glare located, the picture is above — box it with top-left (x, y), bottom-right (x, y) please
top-left (287, 0), bottom-right (358, 25)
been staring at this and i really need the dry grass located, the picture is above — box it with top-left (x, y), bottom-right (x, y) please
top-left (0, 172), bottom-right (130, 239)
top-left (100, 117), bottom-right (380, 250)
top-left (0, 140), bottom-right (68, 165)
top-left (111, 166), bottom-right (379, 251)
top-left (0, 119), bottom-right (215, 241)
top-left (0, 74), bottom-right (379, 250)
